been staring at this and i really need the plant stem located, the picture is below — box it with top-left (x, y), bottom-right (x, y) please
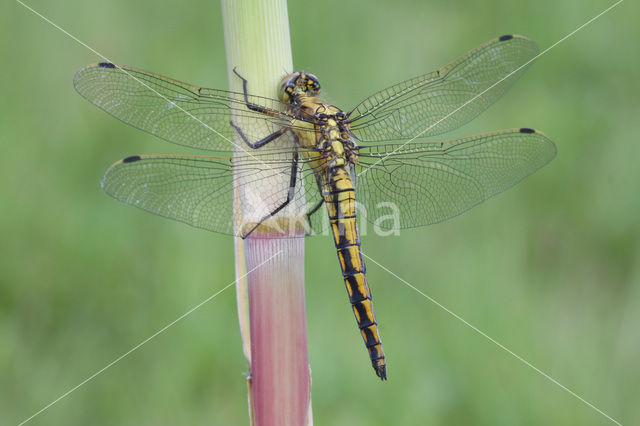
top-left (221, 1), bottom-right (312, 424)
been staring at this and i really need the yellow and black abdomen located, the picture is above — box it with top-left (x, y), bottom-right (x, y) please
top-left (324, 166), bottom-right (387, 380)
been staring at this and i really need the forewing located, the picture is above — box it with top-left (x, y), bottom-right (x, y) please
top-left (101, 147), bottom-right (318, 237)
top-left (74, 63), bottom-right (301, 152)
top-left (354, 128), bottom-right (556, 230)
top-left (348, 35), bottom-right (539, 142)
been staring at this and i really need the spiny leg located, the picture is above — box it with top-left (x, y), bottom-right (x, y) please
top-left (242, 150), bottom-right (300, 238)
top-left (230, 67), bottom-right (288, 149)
top-left (304, 174), bottom-right (330, 235)
top-left (230, 121), bottom-right (288, 149)
top-left (231, 67), bottom-right (300, 235)
top-left (233, 67), bottom-right (281, 116)
top-left (306, 199), bottom-right (324, 222)
top-left (304, 198), bottom-right (325, 236)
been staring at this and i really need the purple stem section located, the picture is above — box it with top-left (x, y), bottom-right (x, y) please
top-left (244, 235), bottom-right (310, 426)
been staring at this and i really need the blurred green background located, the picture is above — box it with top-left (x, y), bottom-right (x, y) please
top-left (2, 0), bottom-right (638, 424)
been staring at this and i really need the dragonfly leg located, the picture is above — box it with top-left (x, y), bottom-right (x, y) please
top-left (306, 199), bottom-right (324, 220)
top-left (242, 150), bottom-right (300, 238)
top-left (304, 199), bottom-right (324, 235)
top-left (230, 121), bottom-right (288, 149)
top-left (232, 67), bottom-right (281, 117)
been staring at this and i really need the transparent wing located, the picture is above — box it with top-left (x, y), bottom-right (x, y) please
top-left (348, 35), bottom-right (539, 142)
top-left (300, 163), bottom-right (329, 235)
top-left (354, 128), bottom-right (556, 229)
top-left (74, 63), bottom-right (313, 152)
top-left (101, 146), bottom-right (323, 237)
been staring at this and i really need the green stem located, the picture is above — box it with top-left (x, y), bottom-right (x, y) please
top-left (221, 1), bottom-right (312, 425)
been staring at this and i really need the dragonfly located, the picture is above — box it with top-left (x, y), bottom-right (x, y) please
top-left (74, 34), bottom-right (556, 380)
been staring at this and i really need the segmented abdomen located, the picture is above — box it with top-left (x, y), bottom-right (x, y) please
top-left (324, 166), bottom-right (386, 380)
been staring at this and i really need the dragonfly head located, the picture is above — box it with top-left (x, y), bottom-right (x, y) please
top-left (280, 72), bottom-right (321, 103)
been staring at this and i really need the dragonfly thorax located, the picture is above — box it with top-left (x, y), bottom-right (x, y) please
top-left (314, 107), bottom-right (359, 169)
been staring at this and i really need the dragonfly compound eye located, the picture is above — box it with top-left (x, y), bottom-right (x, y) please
top-left (303, 73), bottom-right (321, 95)
top-left (279, 72), bottom-right (302, 102)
